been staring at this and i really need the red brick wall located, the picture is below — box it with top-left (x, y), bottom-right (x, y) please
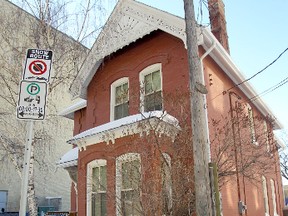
top-left (72, 30), bottom-right (284, 216)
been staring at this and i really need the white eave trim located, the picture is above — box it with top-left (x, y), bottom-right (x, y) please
top-left (201, 27), bottom-right (283, 130)
top-left (58, 99), bottom-right (87, 120)
top-left (56, 147), bottom-right (78, 168)
top-left (67, 111), bottom-right (180, 151)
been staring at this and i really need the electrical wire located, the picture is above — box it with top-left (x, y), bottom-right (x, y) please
top-left (211, 47), bottom-right (288, 101)
top-left (248, 76), bottom-right (288, 102)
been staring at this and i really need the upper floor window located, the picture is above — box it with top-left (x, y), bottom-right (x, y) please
top-left (140, 64), bottom-right (162, 112)
top-left (247, 104), bottom-right (256, 145)
top-left (111, 78), bottom-right (129, 121)
top-left (87, 159), bottom-right (107, 216)
top-left (116, 153), bottom-right (142, 216)
top-left (263, 120), bottom-right (270, 152)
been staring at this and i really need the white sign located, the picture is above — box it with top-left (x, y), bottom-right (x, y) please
top-left (16, 81), bottom-right (47, 120)
top-left (22, 49), bottom-right (53, 82)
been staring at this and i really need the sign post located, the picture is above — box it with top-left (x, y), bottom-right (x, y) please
top-left (18, 49), bottom-right (52, 216)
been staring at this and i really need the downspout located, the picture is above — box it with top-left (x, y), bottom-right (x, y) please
top-left (228, 92), bottom-right (243, 215)
top-left (199, 39), bottom-right (216, 161)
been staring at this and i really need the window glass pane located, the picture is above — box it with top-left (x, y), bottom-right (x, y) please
top-left (114, 102), bottom-right (129, 120)
top-left (144, 91), bottom-right (162, 112)
top-left (92, 193), bottom-right (107, 216)
top-left (91, 165), bottom-right (107, 216)
top-left (92, 167), bottom-right (99, 192)
top-left (114, 82), bottom-right (129, 120)
top-left (115, 85), bottom-right (123, 105)
top-left (100, 166), bottom-right (107, 191)
top-left (152, 70), bottom-right (161, 91)
top-left (144, 73), bottom-right (153, 94)
top-left (121, 159), bottom-right (141, 215)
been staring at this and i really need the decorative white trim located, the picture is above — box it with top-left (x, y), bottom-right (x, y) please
top-left (139, 63), bottom-right (162, 113)
top-left (67, 111), bottom-right (179, 150)
top-left (87, 159), bottom-right (107, 216)
top-left (115, 153), bottom-right (141, 216)
top-left (57, 147), bottom-right (78, 168)
top-left (58, 99), bottom-right (87, 120)
top-left (110, 77), bottom-right (129, 121)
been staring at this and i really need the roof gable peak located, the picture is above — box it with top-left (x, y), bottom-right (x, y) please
top-left (70, 0), bottom-right (186, 99)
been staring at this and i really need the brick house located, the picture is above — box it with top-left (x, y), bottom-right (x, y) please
top-left (58, 0), bottom-right (284, 215)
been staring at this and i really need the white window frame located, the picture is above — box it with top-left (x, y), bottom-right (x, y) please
top-left (87, 159), bottom-right (107, 216)
top-left (110, 77), bottom-right (129, 121)
top-left (270, 179), bottom-right (278, 216)
top-left (263, 120), bottom-right (270, 152)
top-left (116, 153), bottom-right (141, 216)
top-left (247, 104), bottom-right (257, 145)
top-left (139, 63), bottom-right (163, 113)
top-left (262, 176), bottom-right (270, 216)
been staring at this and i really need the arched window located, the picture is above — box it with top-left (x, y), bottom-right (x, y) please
top-left (263, 120), bottom-right (270, 152)
top-left (139, 63), bottom-right (163, 112)
top-left (270, 179), bottom-right (278, 215)
top-left (247, 104), bottom-right (257, 144)
top-left (116, 153), bottom-right (141, 216)
top-left (87, 159), bottom-right (107, 216)
top-left (110, 77), bottom-right (129, 121)
top-left (262, 176), bottom-right (269, 216)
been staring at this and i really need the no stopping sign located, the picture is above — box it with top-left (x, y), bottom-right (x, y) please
top-left (29, 60), bottom-right (47, 75)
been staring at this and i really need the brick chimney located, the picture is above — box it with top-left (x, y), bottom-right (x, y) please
top-left (208, 0), bottom-right (230, 53)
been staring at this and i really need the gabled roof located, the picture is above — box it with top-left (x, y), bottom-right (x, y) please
top-left (69, 0), bottom-right (188, 99)
top-left (68, 0), bottom-right (282, 129)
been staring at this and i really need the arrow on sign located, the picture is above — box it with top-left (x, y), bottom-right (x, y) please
top-left (19, 111), bottom-right (25, 117)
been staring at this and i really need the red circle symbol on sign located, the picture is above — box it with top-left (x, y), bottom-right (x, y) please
top-left (29, 60), bottom-right (47, 75)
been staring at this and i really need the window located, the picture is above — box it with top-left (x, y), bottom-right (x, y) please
top-left (111, 78), bottom-right (129, 121)
top-left (87, 160), bottom-right (107, 216)
top-left (263, 121), bottom-right (270, 152)
top-left (140, 64), bottom-right (162, 112)
top-left (247, 104), bottom-right (256, 144)
top-left (161, 153), bottom-right (172, 215)
top-left (262, 176), bottom-right (269, 216)
top-left (116, 153), bottom-right (142, 216)
top-left (271, 179), bottom-right (278, 216)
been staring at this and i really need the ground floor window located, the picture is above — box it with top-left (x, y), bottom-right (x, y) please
top-left (87, 160), bottom-right (107, 216)
top-left (116, 153), bottom-right (142, 216)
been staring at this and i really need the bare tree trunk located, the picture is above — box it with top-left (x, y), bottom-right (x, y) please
top-left (183, 0), bottom-right (213, 215)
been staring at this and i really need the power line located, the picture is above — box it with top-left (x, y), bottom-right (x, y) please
top-left (211, 47), bottom-right (288, 101)
top-left (249, 76), bottom-right (288, 102)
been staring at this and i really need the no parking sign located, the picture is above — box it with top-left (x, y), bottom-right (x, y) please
top-left (23, 49), bottom-right (53, 82)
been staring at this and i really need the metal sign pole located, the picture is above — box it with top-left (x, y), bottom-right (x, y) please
top-left (19, 120), bottom-right (34, 216)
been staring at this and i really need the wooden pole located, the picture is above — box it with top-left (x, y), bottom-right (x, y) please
top-left (183, 1), bottom-right (213, 215)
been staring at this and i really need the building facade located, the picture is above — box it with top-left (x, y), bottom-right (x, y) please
top-left (59, 0), bottom-right (284, 215)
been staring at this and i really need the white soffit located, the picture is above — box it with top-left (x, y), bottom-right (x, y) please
top-left (58, 99), bottom-right (87, 119)
top-left (67, 111), bottom-right (180, 151)
top-left (57, 147), bottom-right (78, 168)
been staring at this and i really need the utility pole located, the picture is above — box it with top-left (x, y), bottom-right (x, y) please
top-left (183, 1), bottom-right (213, 215)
